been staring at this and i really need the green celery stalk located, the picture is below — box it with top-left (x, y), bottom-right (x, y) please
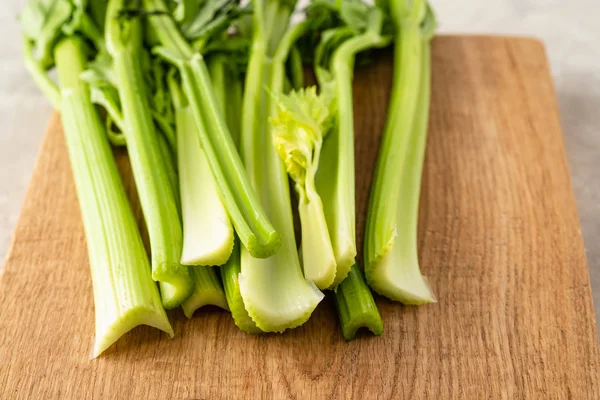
top-left (170, 75), bottom-right (234, 266)
top-left (182, 266), bottom-right (229, 318)
top-left (333, 264), bottom-right (383, 340)
top-left (364, 0), bottom-right (436, 304)
top-left (208, 56), bottom-right (260, 333)
top-left (220, 239), bottom-right (261, 333)
top-left (238, 0), bottom-right (323, 332)
top-left (144, 0), bottom-right (281, 259)
top-left (269, 87), bottom-right (337, 289)
top-left (106, 0), bottom-right (193, 308)
top-left (168, 52), bottom-right (232, 318)
top-left (315, 9), bottom-right (391, 288)
top-left (53, 37), bottom-right (173, 357)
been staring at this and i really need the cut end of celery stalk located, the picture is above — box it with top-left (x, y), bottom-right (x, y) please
top-left (182, 266), bottom-right (229, 319)
top-left (159, 275), bottom-right (195, 310)
top-left (246, 231), bottom-right (281, 259)
top-left (330, 251), bottom-right (355, 289)
top-left (239, 249), bottom-right (324, 333)
top-left (334, 264), bottom-right (383, 340)
top-left (220, 240), bottom-right (263, 334)
top-left (92, 305), bottom-right (174, 358)
top-left (221, 270), bottom-right (263, 334)
top-left (366, 237), bottom-right (436, 305)
top-left (299, 200), bottom-right (337, 289)
top-left (181, 236), bottom-right (233, 267)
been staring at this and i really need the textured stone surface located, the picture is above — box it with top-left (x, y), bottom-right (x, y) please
top-left (1, 0), bottom-right (598, 326)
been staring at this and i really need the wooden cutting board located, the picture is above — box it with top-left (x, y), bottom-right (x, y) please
top-left (1, 36), bottom-right (598, 399)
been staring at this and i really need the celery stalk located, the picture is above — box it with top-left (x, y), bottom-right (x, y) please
top-left (182, 266), bottom-right (229, 318)
top-left (270, 87), bottom-right (337, 289)
top-left (364, 0), bottom-right (436, 304)
top-left (174, 87), bottom-right (234, 266)
top-left (315, 9), bottom-right (391, 288)
top-left (106, 0), bottom-right (193, 308)
top-left (333, 265), bottom-right (383, 340)
top-left (220, 239), bottom-right (261, 333)
top-left (144, 0), bottom-right (281, 259)
top-left (53, 37), bottom-right (173, 357)
top-left (238, 0), bottom-right (323, 332)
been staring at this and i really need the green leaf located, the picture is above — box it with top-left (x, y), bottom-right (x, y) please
top-left (270, 87), bottom-right (331, 187)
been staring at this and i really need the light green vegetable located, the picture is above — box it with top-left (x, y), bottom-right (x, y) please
top-left (313, 1), bottom-right (391, 288)
top-left (270, 87), bottom-right (337, 289)
top-left (20, 0), bottom-right (437, 344)
top-left (238, 0), bottom-right (324, 332)
top-left (169, 69), bottom-right (230, 317)
top-left (207, 54), bottom-right (261, 333)
top-left (168, 66), bottom-right (235, 267)
top-left (364, 0), bottom-right (436, 304)
top-left (220, 239), bottom-right (261, 333)
top-left (333, 265), bottom-right (383, 340)
top-left (20, 0), bottom-right (173, 357)
top-left (182, 265), bottom-right (229, 318)
top-left (105, 0), bottom-right (193, 308)
top-left (144, 0), bottom-right (281, 259)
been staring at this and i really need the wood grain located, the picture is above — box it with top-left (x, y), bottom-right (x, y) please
top-left (1, 36), bottom-right (598, 399)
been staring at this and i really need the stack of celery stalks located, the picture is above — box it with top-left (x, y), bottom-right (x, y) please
top-left (21, 0), bottom-right (436, 357)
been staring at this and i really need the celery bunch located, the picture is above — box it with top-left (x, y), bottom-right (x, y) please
top-left (21, 0), bottom-right (437, 352)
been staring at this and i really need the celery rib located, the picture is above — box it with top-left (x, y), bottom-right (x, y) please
top-left (106, 0), bottom-right (193, 308)
top-left (176, 104), bottom-right (234, 266)
top-left (208, 59), bottom-right (262, 333)
top-left (364, 0), bottom-right (436, 304)
top-left (182, 266), bottom-right (229, 318)
top-left (220, 239), bottom-right (262, 333)
top-left (270, 87), bottom-right (337, 289)
top-left (333, 265), bottom-right (383, 340)
top-left (53, 37), bottom-right (173, 357)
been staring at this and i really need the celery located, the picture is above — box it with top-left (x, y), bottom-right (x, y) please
top-left (21, 0), bottom-right (173, 357)
top-left (364, 0), bottom-right (436, 304)
top-left (144, 0), bottom-right (281, 259)
top-left (207, 55), bottom-right (260, 333)
top-left (207, 55), bottom-right (244, 149)
top-left (333, 265), bottom-right (383, 340)
top-left (220, 240), bottom-right (261, 333)
top-left (314, 3), bottom-right (391, 288)
top-left (105, 0), bottom-right (193, 308)
top-left (238, 0), bottom-right (323, 332)
top-left (270, 87), bottom-right (337, 289)
top-left (182, 266), bottom-right (229, 318)
top-left (169, 69), bottom-right (235, 267)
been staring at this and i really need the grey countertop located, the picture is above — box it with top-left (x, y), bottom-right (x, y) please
top-left (1, 0), bottom-right (598, 328)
